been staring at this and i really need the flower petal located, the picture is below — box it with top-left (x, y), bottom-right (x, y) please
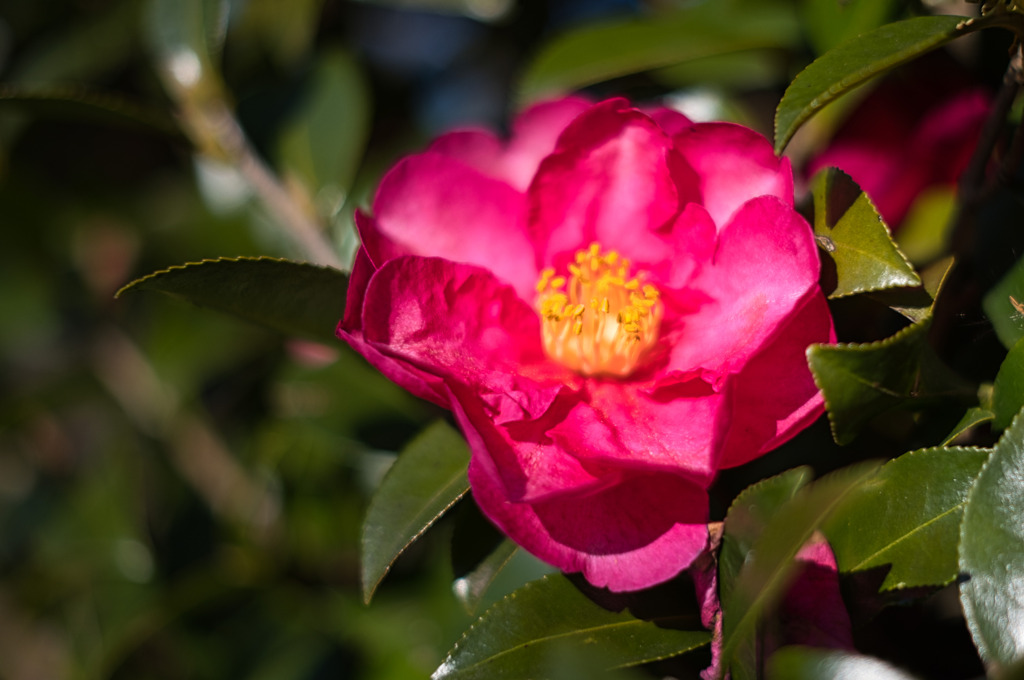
top-left (548, 379), bottom-right (729, 486)
top-left (717, 291), bottom-right (832, 469)
top-left (664, 195), bottom-right (820, 379)
top-left (528, 98), bottom-right (696, 267)
top-left (673, 122), bottom-right (793, 229)
top-left (427, 97), bottom-right (592, 192)
top-left (468, 452), bottom-right (710, 592)
top-left (336, 248), bottom-right (452, 408)
top-left (359, 256), bottom-right (574, 419)
top-left (453, 390), bottom-right (613, 503)
top-left (371, 152), bottom-right (538, 297)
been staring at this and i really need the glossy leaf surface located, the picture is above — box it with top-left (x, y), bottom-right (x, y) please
top-left (362, 421), bottom-right (470, 603)
top-left (117, 257), bottom-right (348, 345)
top-left (433, 574), bottom-right (709, 680)
top-left (824, 446), bottom-right (989, 589)
top-left (775, 15), bottom-right (974, 153)
top-left (960, 409), bottom-right (1024, 669)
top-left (812, 167), bottom-right (920, 298)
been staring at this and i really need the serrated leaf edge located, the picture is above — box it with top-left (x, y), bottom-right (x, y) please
top-left (115, 255), bottom-right (337, 298)
top-left (839, 445), bottom-right (989, 587)
top-left (808, 316), bottom-right (932, 443)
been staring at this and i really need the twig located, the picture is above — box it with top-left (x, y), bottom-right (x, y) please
top-left (198, 101), bottom-right (344, 269)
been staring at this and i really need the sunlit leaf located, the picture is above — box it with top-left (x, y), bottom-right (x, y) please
top-left (720, 463), bottom-right (879, 679)
top-left (117, 257), bottom-right (348, 345)
top-left (775, 15), bottom-right (980, 153)
top-left (823, 446), bottom-right (989, 589)
top-left (433, 574), bottom-right (710, 680)
top-left (769, 645), bottom-right (922, 679)
top-left (361, 421), bottom-right (470, 603)
top-left (518, 1), bottom-right (799, 104)
top-left (277, 49), bottom-right (371, 223)
top-left (812, 167), bottom-right (920, 298)
top-left (960, 408), bottom-right (1024, 669)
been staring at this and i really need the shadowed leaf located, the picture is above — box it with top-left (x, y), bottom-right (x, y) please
top-left (118, 257), bottom-right (348, 345)
top-left (362, 421), bottom-right (470, 603)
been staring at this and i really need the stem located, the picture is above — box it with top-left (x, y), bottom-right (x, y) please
top-left (199, 101), bottom-right (344, 269)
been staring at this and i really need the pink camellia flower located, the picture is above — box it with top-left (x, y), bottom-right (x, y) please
top-left (338, 97), bottom-right (833, 592)
top-left (808, 57), bottom-right (990, 228)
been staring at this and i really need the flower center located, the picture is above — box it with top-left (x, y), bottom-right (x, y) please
top-left (535, 243), bottom-right (663, 377)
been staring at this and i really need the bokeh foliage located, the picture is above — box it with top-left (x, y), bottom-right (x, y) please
top-left (5, 0), bottom-right (1024, 678)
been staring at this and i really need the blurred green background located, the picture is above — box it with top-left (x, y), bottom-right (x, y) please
top-left (0, 0), bottom-right (1009, 677)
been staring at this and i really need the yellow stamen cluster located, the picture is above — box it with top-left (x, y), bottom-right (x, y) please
top-left (536, 243), bottom-right (663, 377)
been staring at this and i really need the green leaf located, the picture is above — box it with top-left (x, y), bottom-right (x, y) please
top-left (720, 462), bottom-right (879, 679)
top-left (993, 337), bottom-right (1024, 430)
top-left (983, 254), bottom-right (1024, 350)
top-left (960, 408), bottom-right (1024, 669)
top-left (812, 168), bottom-right (920, 298)
top-left (800, 0), bottom-right (895, 55)
top-left (769, 645), bottom-right (922, 680)
top-left (720, 467), bottom-right (813, 607)
top-left (117, 257), bottom-right (348, 345)
top-left (433, 574), bottom-right (710, 680)
top-left (808, 316), bottom-right (931, 446)
top-left (452, 540), bottom-right (518, 615)
top-left (362, 421), bottom-right (470, 603)
top-left (823, 446), bottom-right (989, 589)
top-left (277, 49), bottom-right (370, 223)
top-left (943, 407), bottom-right (996, 446)
top-left (719, 467), bottom-right (813, 679)
top-left (775, 15), bottom-right (978, 153)
top-left (518, 1), bottom-right (799, 104)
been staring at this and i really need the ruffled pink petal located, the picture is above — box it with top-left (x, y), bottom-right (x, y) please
top-left (501, 96), bottom-right (593, 190)
top-left (426, 97), bottom-right (592, 192)
top-left (673, 121), bottom-right (794, 229)
top-left (371, 152), bottom-right (538, 298)
top-left (336, 248), bottom-right (452, 408)
top-left (717, 291), bottom-right (833, 469)
top-left (468, 450), bottom-right (710, 592)
top-left (663, 195), bottom-right (820, 379)
top-left (453, 389), bottom-right (615, 503)
top-left (645, 106), bottom-right (694, 137)
top-left (547, 379), bottom-right (729, 486)
top-left (358, 256), bottom-right (574, 421)
top-left (528, 98), bottom-right (696, 268)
